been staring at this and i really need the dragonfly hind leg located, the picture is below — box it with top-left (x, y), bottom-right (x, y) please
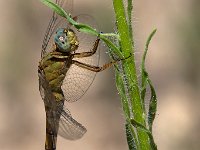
top-left (72, 55), bottom-right (130, 72)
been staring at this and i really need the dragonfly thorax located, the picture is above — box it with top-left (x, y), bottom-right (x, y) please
top-left (54, 28), bottom-right (79, 53)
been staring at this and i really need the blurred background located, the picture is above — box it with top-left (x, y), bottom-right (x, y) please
top-left (0, 0), bottom-right (199, 150)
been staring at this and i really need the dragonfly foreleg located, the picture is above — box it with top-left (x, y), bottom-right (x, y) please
top-left (72, 37), bottom-right (100, 58)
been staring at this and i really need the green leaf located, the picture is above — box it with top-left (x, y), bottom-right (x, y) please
top-left (130, 119), bottom-right (157, 150)
top-left (125, 123), bottom-right (137, 150)
top-left (140, 29), bottom-right (157, 132)
top-left (116, 71), bottom-right (131, 119)
top-left (140, 29), bottom-right (157, 149)
top-left (147, 78), bottom-right (157, 132)
top-left (41, 0), bottom-right (65, 17)
top-left (41, 0), bottom-right (77, 24)
top-left (141, 29), bottom-right (157, 105)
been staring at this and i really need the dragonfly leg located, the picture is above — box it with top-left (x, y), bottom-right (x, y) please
top-left (50, 51), bottom-right (70, 59)
top-left (73, 37), bottom-right (100, 58)
top-left (72, 55), bottom-right (129, 72)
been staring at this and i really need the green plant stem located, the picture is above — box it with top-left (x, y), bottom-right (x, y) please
top-left (127, 0), bottom-right (133, 44)
top-left (113, 0), bottom-right (150, 149)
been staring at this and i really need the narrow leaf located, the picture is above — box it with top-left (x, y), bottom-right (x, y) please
top-left (116, 72), bottom-right (131, 119)
top-left (147, 78), bottom-right (157, 132)
top-left (140, 29), bottom-right (157, 112)
top-left (41, 0), bottom-right (65, 17)
top-left (139, 29), bottom-right (158, 149)
top-left (125, 123), bottom-right (137, 150)
top-left (130, 119), bottom-right (157, 150)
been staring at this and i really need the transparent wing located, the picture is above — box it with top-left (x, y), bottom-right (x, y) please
top-left (61, 15), bottom-right (100, 102)
top-left (58, 106), bottom-right (87, 140)
top-left (41, 0), bottom-right (73, 58)
top-left (38, 69), bottom-right (87, 140)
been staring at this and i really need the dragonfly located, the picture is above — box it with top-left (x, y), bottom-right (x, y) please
top-left (38, 0), bottom-right (125, 149)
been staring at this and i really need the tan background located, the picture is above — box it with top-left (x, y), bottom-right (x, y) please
top-left (0, 0), bottom-right (199, 150)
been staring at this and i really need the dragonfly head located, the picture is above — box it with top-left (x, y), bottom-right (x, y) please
top-left (54, 28), bottom-right (79, 52)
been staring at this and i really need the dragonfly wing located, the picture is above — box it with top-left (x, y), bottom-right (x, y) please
top-left (62, 15), bottom-right (100, 102)
top-left (58, 105), bottom-right (87, 140)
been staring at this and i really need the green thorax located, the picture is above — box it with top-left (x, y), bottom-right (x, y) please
top-left (39, 51), bottom-right (72, 100)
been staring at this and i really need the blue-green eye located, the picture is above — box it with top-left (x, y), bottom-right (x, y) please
top-left (54, 28), bottom-right (70, 52)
